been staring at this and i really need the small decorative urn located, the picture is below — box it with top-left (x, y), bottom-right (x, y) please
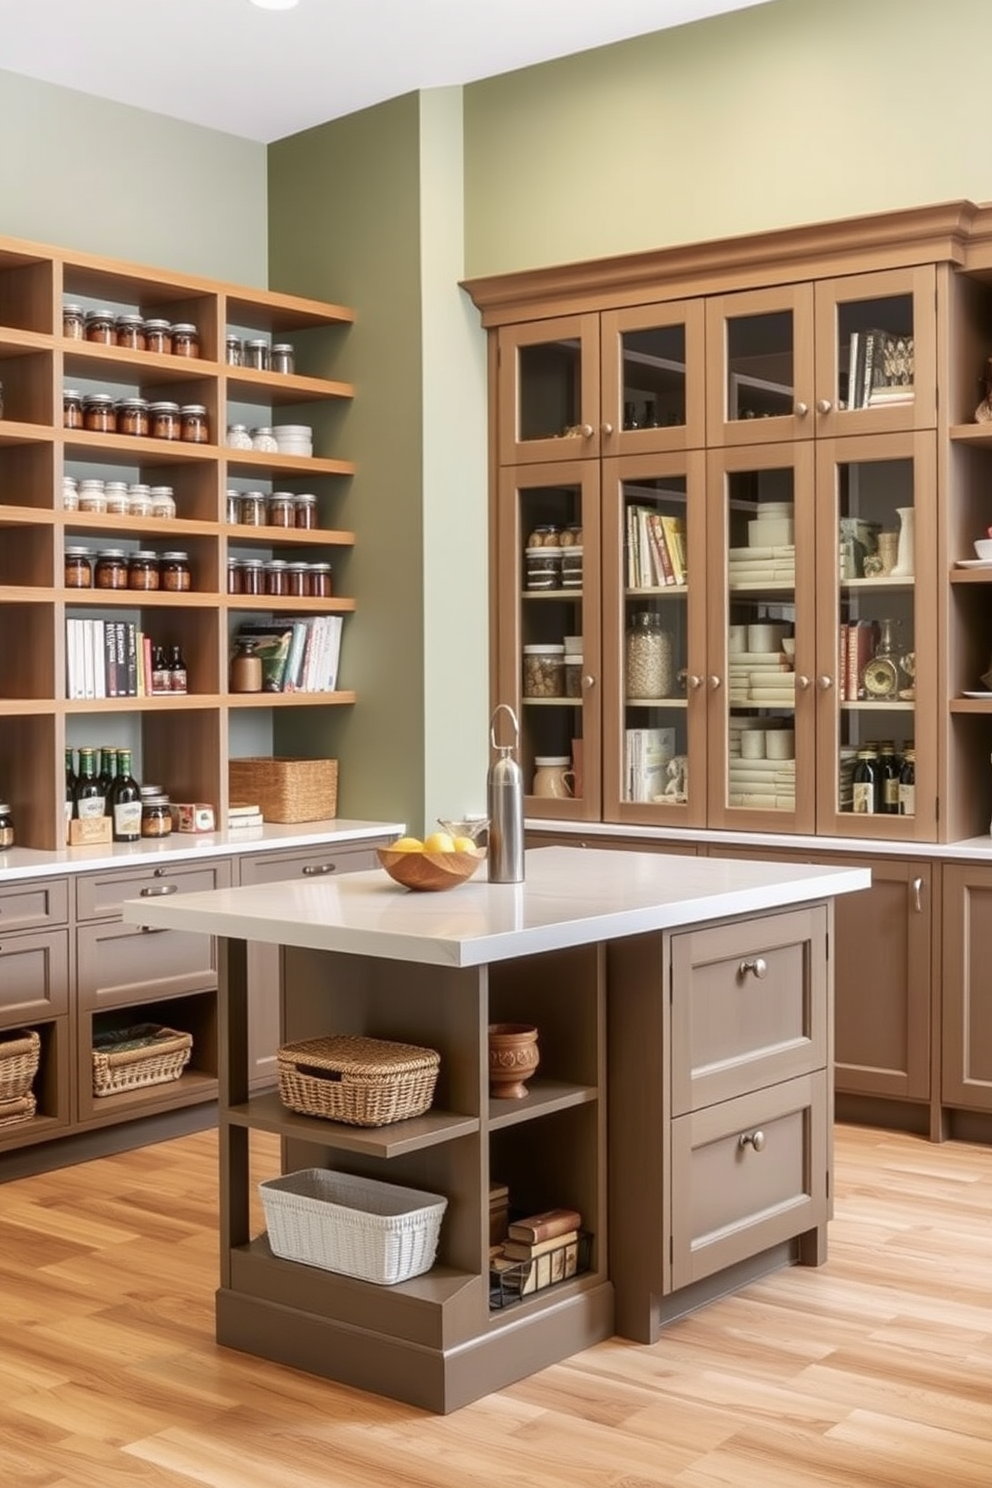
top-left (488, 1022), bottom-right (539, 1099)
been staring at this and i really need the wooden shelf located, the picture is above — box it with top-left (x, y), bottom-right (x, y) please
top-left (488, 1078), bottom-right (598, 1129)
top-left (229, 1090), bottom-right (480, 1154)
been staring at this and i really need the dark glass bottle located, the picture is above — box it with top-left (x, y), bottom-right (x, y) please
top-left (110, 748), bottom-right (142, 842)
top-left (623, 399), bottom-right (639, 430)
top-left (97, 746), bottom-right (117, 803)
top-left (73, 746), bottom-right (105, 820)
top-left (898, 748), bottom-right (916, 817)
top-left (168, 643), bottom-right (188, 694)
top-left (64, 747), bottom-right (76, 840)
top-left (877, 741), bottom-right (900, 815)
top-left (851, 747), bottom-right (878, 815)
top-left (151, 645), bottom-right (171, 695)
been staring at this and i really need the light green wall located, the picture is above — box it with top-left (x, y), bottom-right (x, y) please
top-left (463, 0), bottom-right (992, 276)
top-left (0, 69), bottom-right (266, 280)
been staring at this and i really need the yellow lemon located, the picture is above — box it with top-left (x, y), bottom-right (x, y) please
top-left (390, 836), bottom-right (423, 853)
top-left (453, 835), bottom-right (477, 852)
top-left (422, 830), bottom-right (455, 853)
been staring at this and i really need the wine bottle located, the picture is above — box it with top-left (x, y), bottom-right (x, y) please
top-left (97, 745), bottom-right (117, 803)
top-left (73, 746), bottom-right (105, 820)
top-left (64, 746), bottom-right (76, 842)
top-left (168, 643), bottom-right (187, 695)
top-left (110, 748), bottom-right (142, 842)
top-left (151, 645), bottom-right (171, 696)
top-left (877, 741), bottom-right (899, 815)
top-left (851, 747), bottom-right (877, 815)
top-left (898, 747), bottom-right (916, 817)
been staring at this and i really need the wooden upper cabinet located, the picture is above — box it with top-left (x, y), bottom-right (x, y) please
top-left (705, 283), bottom-right (815, 448)
top-left (599, 300), bottom-right (706, 456)
top-left (497, 314), bottom-right (601, 465)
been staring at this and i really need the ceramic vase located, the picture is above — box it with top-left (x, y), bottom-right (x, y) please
top-left (488, 1022), bottom-right (539, 1099)
top-left (891, 506), bottom-right (915, 578)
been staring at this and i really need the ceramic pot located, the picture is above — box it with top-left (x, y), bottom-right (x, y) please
top-left (488, 1022), bottom-right (539, 1099)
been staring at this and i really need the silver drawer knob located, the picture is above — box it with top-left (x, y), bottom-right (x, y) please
top-left (738, 956), bottom-right (768, 979)
top-left (739, 1130), bottom-right (766, 1152)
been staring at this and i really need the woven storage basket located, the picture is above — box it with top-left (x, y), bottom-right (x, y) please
top-left (0, 1091), bottom-right (36, 1128)
top-left (0, 1028), bottom-right (41, 1102)
top-left (259, 1168), bottom-right (447, 1285)
top-left (277, 1034), bottom-right (440, 1127)
top-left (228, 757), bottom-right (338, 823)
top-left (92, 1024), bottom-right (192, 1097)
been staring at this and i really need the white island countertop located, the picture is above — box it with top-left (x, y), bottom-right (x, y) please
top-left (122, 846), bottom-right (870, 968)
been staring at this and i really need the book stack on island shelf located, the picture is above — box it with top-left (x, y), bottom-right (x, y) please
top-left (227, 802), bottom-right (264, 835)
top-left (489, 1206), bottom-right (587, 1306)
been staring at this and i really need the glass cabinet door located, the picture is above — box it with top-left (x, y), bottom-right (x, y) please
top-left (496, 461), bottom-right (601, 820)
top-left (706, 443), bottom-right (817, 834)
top-left (497, 315), bottom-right (601, 466)
top-left (601, 451), bottom-right (707, 826)
top-left (705, 285), bottom-right (815, 448)
top-left (600, 301), bottom-right (706, 455)
top-left (814, 432), bottom-right (938, 839)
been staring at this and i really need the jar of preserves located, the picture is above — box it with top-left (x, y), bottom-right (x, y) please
top-left (270, 342), bottom-right (295, 374)
top-left (0, 804), bottom-right (14, 850)
top-left (115, 396), bottom-right (150, 437)
top-left (286, 561), bottom-right (310, 597)
top-left (160, 551), bottom-right (191, 592)
top-left (149, 486), bottom-right (177, 519)
top-left (84, 309), bottom-right (116, 344)
top-left (309, 561), bottom-right (332, 597)
top-left (293, 492), bottom-right (317, 529)
top-left (624, 611), bottom-right (674, 700)
top-left (83, 393), bottom-right (117, 433)
top-left (265, 559), bottom-right (288, 596)
top-left (225, 423), bottom-right (253, 451)
top-left (238, 490), bottom-right (266, 526)
top-left (103, 481), bottom-right (131, 515)
top-left (149, 400), bottom-right (181, 440)
top-left (95, 548), bottom-right (129, 590)
top-left (226, 556), bottom-right (244, 594)
top-left (115, 313), bottom-right (146, 350)
top-left (180, 404), bottom-right (209, 443)
top-left (267, 491), bottom-right (295, 527)
top-left (128, 551), bottom-right (160, 590)
top-left (78, 479), bottom-right (107, 513)
top-left (224, 334), bottom-right (243, 366)
top-left (63, 388), bottom-right (84, 430)
top-left (244, 337), bottom-right (270, 370)
top-left (140, 794), bottom-right (172, 838)
top-left (240, 557), bottom-right (265, 595)
top-left (251, 426), bottom-right (278, 453)
top-left (171, 322), bottom-right (200, 358)
top-left (63, 303), bottom-right (86, 339)
top-left (522, 643), bottom-right (565, 699)
top-left (143, 318), bottom-right (172, 354)
top-left (128, 484), bottom-right (153, 517)
top-left (65, 546), bottom-right (93, 588)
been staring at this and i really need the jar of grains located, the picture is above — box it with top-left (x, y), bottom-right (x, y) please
top-left (522, 643), bottom-right (565, 699)
top-left (293, 492), bottom-right (317, 529)
top-left (241, 557), bottom-right (265, 595)
top-left (149, 400), bottom-right (181, 440)
top-left (226, 557), bottom-right (244, 594)
top-left (265, 559), bottom-right (288, 596)
top-left (239, 490), bottom-right (267, 526)
top-left (170, 323), bottom-right (200, 358)
top-left (251, 426), bottom-right (278, 453)
top-left (624, 611), bottom-right (674, 700)
top-left (64, 546), bottom-right (93, 588)
top-left (115, 313), bottom-right (146, 350)
top-left (128, 484), bottom-right (153, 517)
top-left (160, 551), bottom-right (191, 592)
top-left (63, 303), bottom-right (86, 340)
top-left (128, 551), bottom-right (160, 590)
top-left (95, 548), bottom-right (129, 590)
top-left (309, 561), bottom-right (332, 597)
top-left (149, 486), bottom-right (177, 519)
top-left (63, 389), bottom-right (84, 429)
top-left (143, 319), bottom-right (172, 354)
top-left (103, 481), bottom-right (131, 515)
top-left (140, 794), bottom-right (172, 837)
top-left (180, 404), bottom-right (209, 443)
top-left (267, 491), bottom-right (295, 527)
top-left (83, 393), bottom-right (116, 433)
top-left (226, 424), bottom-right (253, 450)
top-left (286, 561), bottom-right (310, 597)
top-left (115, 397), bottom-right (150, 437)
top-left (78, 480), bottom-right (107, 514)
top-left (84, 309), bottom-right (116, 344)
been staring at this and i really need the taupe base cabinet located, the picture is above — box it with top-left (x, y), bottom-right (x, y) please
top-left (125, 846), bottom-right (867, 1413)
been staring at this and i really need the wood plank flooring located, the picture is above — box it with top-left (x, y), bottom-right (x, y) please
top-left (1, 1123), bottom-right (990, 1487)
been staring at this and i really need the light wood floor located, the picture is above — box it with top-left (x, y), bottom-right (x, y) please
top-left (2, 1122), bottom-right (990, 1487)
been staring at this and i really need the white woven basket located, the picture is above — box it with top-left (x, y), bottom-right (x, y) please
top-left (259, 1168), bottom-right (447, 1286)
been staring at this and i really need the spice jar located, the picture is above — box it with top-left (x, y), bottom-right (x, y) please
top-left (149, 486), bottom-right (177, 519)
top-left (62, 478), bottom-right (80, 511)
top-left (140, 794), bottom-right (172, 837)
top-left (624, 611), bottom-right (674, 700)
top-left (270, 342), bottom-right (295, 374)
top-left (238, 490), bottom-right (266, 526)
top-left (149, 400), bottom-right (181, 440)
top-left (83, 393), bottom-right (117, 433)
top-left (225, 424), bottom-right (253, 451)
top-left (103, 481), bottom-right (131, 515)
top-left (224, 334), bottom-right (243, 366)
top-left (240, 557), bottom-right (265, 595)
top-left (84, 309), bottom-right (116, 344)
top-left (267, 491), bottom-right (295, 528)
top-left (265, 559), bottom-right (288, 596)
top-left (63, 303), bottom-right (86, 339)
top-left (171, 322), bottom-right (200, 358)
top-left (128, 551), bottom-right (160, 590)
top-left (293, 492), bottom-right (317, 529)
top-left (309, 561), bottom-right (332, 597)
top-left (522, 643), bottom-right (565, 699)
top-left (251, 426), bottom-right (278, 453)
top-left (115, 397), bottom-right (150, 437)
top-left (63, 389), bottom-right (84, 430)
top-left (143, 318), bottom-right (172, 353)
top-left (128, 484), bottom-right (153, 517)
top-left (95, 548), bottom-right (129, 590)
top-left (115, 313), bottom-right (146, 350)
top-left (286, 561), bottom-right (310, 597)
top-left (244, 337), bottom-right (270, 370)
top-left (180, 403), bottom-right (209, 443)
top-left (0, 804), bottom-right (14, 850)
top-left (78, 480), bottom-right (107, 513)
top-left (65, 546), bottom-right (93, 588)
top-left (226, 557), bottom-right (244, 594)
top-left (160, 551), bottom-right (191, 592)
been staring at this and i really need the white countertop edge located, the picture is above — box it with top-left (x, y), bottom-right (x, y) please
top-left (0, 819), bottom-right (403, 883)
top-left (122, 846), bottom-right (871, 968)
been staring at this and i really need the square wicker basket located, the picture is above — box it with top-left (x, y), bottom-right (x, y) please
top-left (0, 1091), bottom-right (37, 1128)
top-left (91, 1024), bottom-right (192, 1097)
top-left (277, 1034), bottom-right (440, 1127)
top-left (228, 757), bottom-right (338, 823)
top-left (259, 1168), bottom-right (447, 1285)
top-left (0, 1028), bottom-right (41, 1102)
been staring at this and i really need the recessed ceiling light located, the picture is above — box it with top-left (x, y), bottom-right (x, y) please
top-left (249, 0), bottom-right (299, 10)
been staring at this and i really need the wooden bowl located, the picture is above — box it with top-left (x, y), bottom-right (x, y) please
top-left (377, 845), bottom-right (486, 892)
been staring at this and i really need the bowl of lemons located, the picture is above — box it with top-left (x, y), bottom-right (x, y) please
top-left (377, 829), bottom-right (487, 892)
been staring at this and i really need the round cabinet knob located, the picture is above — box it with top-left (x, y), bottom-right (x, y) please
top-left (687, 673), bottom-right (704, 690)
top-left (738, 956), bottom-right (768, 979)
top-left (583, 674), bottom-right (596, 690)
top-left (739, 1130), bottom-right (766, 1153)
top-left (817, 674), bottom-right (833, 691)
top-left (815, 398), bottom-right (833, 414)
top-left (579, 423), bottom-right (595, 438)
top-left (796, 674), bottom-right (811, 690)
top-left (708, 675), bottom-right (722, 690)
top-left (601, 422), bottom-right (614, 436)
top-left (794, 401), bottom-right (809, 417)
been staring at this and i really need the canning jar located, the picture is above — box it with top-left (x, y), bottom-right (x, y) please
top-left (84, 309), bottom-right (116, 344)
top-left (225, 423), bottom-right (253, 451)
top-left (115, 397), bottom-right (150, 437)
top-left (286, 561), bottom-right (310, 597)
top-left (140, 794), bottom-right (172, 837)
top-left (171, 322), bottom-right (200, 358)
top-left (309, 561), bottom-right (332, 597)
top-left (83, 393), bottom-right (116, 433)
top-left (149, 400), bottom-right (181, 440)
top-left (226, 490), bottom-right (241, 523)
top-left (241, 557), bottom-right (265, 595)
top-left (522, 643), bottom-right (565, 699)
top-left (624, 611), bottom-right (674, 700)
top-left (224, 334), bottom-right (243, 366)
top-left (267, 491), bottom-right (295, 528)
top-left (65, 546), bottom-right (93, 588)
top-left (564, 651), bottom-right (584, 698)
top-left (95, 548), bottom-right (129, 590)
top-left (128, 551), bottom-right (160, 590)
top-left (160, 551), bottom-right (191, 592)
top-left (293, 492), bottom-right (317, 529)
top-left (149, 486), bottom-right (177, 519)
top-left (226, 557), bottom-right (244, 594)
top-left (265, 559), bottom-right (289, 596)
top-left (103, 481), bottom-right (131, 515)
top-left (78, 480), bottom-right (107, 513)
top-left (128, 484), bottom-right (153, 517)
top-left (524, 545), bottom-right (561, 591)
top-left (251, 426), bottom-right (278, 453)
top-left (62, 478), bottom-right (80, 511)
top-left (143, 318), bottom-right (172, 353)
top-left (244, 338), bottom-right (270, 371)
top-left (0, 804), bottom-right (14, 850)
top-left (115, 313), bottom-right (146, 350)
top-left (270, 342), bottom-right (295, 374)
top-left (63, 303), bottom-right (86, 339)
top-left (180, 404), bottom-right (209, 443)
top-left (63, 389), bottom-right (84, 430)
top-left (239, 490), bottom-right (266, 526)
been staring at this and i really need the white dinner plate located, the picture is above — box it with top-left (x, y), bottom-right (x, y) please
top-left (955, 558), bottom-right (992, 569)
top-left (962, 691), bottom-right (992, 699)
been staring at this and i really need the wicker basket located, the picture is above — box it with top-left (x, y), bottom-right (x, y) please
top-left (228, 757), bottom-right (338, 823)
top-left (92, 1024), bottom-right (192, 1097)
top-left (0, 1091), bottom-right (37, 1128)
top-left (277, 1034), bottom-right (440, 1127)
top-left (0, 1029), bottom-right (41, 1102)
top-left (260, 1167), bottom-right (447, 1285)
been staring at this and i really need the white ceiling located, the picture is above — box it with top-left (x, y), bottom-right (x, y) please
top-left (0, 0), bottom-right (771, 144)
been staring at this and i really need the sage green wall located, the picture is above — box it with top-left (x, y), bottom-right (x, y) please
top-left (463, 0), bottom-right (992, 276)
top-left (0, 69), bottom-right (266, 281)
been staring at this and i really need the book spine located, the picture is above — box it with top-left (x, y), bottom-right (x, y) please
top-left (647, 513), bottom-right (674, 585)
top-left (104, 621), bottom-right (118, 698)
top-left (506, 1206), bottom-right (582, 1243)
top-left (660, 515), bottom-right (686, 584)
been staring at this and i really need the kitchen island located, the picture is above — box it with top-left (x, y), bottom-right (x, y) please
top-left (123, 846), bottom-right (869, 1413)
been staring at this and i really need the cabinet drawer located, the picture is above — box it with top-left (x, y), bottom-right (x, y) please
top-left (670, 905), bottom-right (828, 1115)
top-left (670, 1071), bottom-right (828, 1292)
top-left (75, 859), bottom-right (232, 921)
top-left (77, 920), bottom-right (217, 1010)
top-left (237, 842), bottom-right (380, 887)
top-left (0, 930), bottom-right (70, 1020)
top-left (0, 878), bottom-right (69, 932)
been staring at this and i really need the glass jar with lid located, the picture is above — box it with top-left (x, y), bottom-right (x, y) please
top-left (128, 551), bottom-right (160, 590)
top-left (522, 643), bottom-right (565, 699)
top-left (624, 611), bottom-right (674, 700)
top-left (226, 423), bottom-right (253, 451)
top-left (115, 313), bottom-right (146, 350)
top-left (95, 548), bottom-right (129, 590)
top-left (267, 491), bottom-right (295, 528)
top-left (286, 561), bottom-right (310, 597)
top-left (115, 397), bottom-right (150, 438)
top-left (63, 303), bottom-right (86, 340)
top-left (240, 557), bottom-right (265, 595)
top-left (143, 318), bottom-right (172, 354)
top-left (270, 342), bottom-right (295, 374)
top-left (141, 794), bottom-right (172, 837)
top-left (225, 334), bottom-right (244, 366)
top-left (226, 490), bottom-right (241, 523)
top-left (265, 559), bottom-right (289, 596)
top-left (83, 393), bottom-right (117, 433)
top-left (103, 481), bottom-right (131, 515)
top-left (84, 309), bottom-right (116, 344)
top-left (244, 338), bottom-right (270, 371)
top-left (128, 484), bottom-right (153, 517)
top-left (149, 400), bottom-right (181, 441)
top-left (309, 561), bottom-right (332, 597)
top-left (63, 388), bottom-right (84, 430)
top-left (149, 486), bottom-right (176, 519)
top-left (78, 479), bottom-right (107, 514)
top-left (0, 804), bottom-right (14, 850)
top-left (293, 492), bottom-right (317, 529)
top-left (62, 477), bottom-right (80, 511)
top-left (170, 322), bottom-right (200, 358)
top-left (238, 490), bottom-right (266, 526)
top-left (251, 426), bottom-right (278, 453)
top-left (180, 404), bottom-right (209, 443)
top-left (65, 546), bottom-right (93, 589)
top-left (160, 551), bottom-right (192, 592)
top-left (226, 556), bottom-right (244, 595)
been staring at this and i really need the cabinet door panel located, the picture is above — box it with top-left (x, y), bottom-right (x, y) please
top-left (942, 863), bottom-right (992, 1111)
top-left (77, 921), bottom-right (217, 1010)
top-left (705, 283), bottom-right (815, 448)
top-left (0, 878), bottom-right (68, 933)
top-left (0, 930), bottom-right (69, 1020)
top-left (497, 315), bottom-right (601, 465)
top-left (76, 860), bottom-right (232, 921)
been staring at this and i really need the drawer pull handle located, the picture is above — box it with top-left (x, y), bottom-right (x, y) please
top-left (138, 926), bottom-right (166, 934)
top-left (139, 883), bottom-right (179, 897)
top-left (302, 863), bottom-right (337, 876)
top-left (738, 956), bottom-right (768, 979)
top-left (911, 876), bottom-right (924, 913)
top-left (739, 1130), bottom-right (766, 1153)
